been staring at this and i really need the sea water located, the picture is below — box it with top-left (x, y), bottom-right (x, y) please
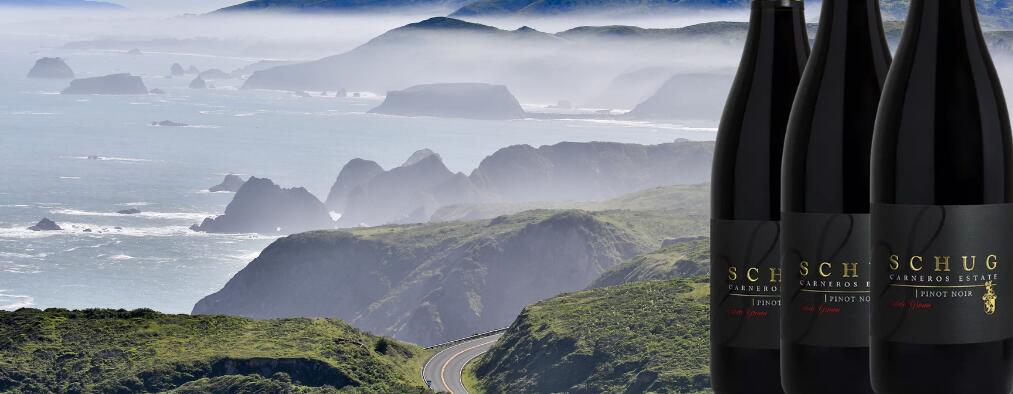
top-left (0, 47), bottom-right (717, 313)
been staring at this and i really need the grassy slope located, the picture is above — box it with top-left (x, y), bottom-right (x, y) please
top-left (430, 184), bottom-right (709, 222)
top-left (474, 279), bottom-right (710, 394)
top-left (591, 237), bottom-right (709, 288)
top-left (0, 309), bottom-right (429, 394)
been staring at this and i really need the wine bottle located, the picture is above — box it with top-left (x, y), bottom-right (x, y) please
top-left (710, 0), bottom-right (809, 392)
top-left (779, 0), bottom-right (890, 393)
top-left (870, 0), bottom-right (1013, 393)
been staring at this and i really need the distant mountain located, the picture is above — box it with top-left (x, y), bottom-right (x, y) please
top-left (0, 0), bottom-right (123, 8)
top-left (324, 140), bottom-right (713, 226)
top-left (451, 0), bottom-right (746, 16)
top-left (193, 207), bottom-right (706, 346)
top-left (239, 17), bottom-right (743, 103)
top-left (0, 309), bottom-right (426, 393)
top-left (473, 278), bottom-right (710, 393)
top-left (216, 0), bottom-right (469, 13)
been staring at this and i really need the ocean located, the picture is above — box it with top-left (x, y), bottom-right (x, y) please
top-left (0, 47), bottom-right (718, 314)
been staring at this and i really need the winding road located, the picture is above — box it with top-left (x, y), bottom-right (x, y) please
top-left (422, 333), bottom-right (504, 394)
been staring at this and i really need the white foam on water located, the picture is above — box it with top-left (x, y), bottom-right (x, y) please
top-left (0, 292), bottom-right (33, 310)
top-left (2, 263), bottom-right (42, 274)
top-left (59, 176), bottom-right (81, 180)
top-left (108, 254), bottom-right (134, 261)
top-left (51, 208), bottom-right (213, 221)
top-left (64, 155), bottom-right (159, 163)
top-left (9, 111), bottom-right (56, 115)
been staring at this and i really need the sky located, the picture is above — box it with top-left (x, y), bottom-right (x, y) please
top-left (111, 0), bottom-right (237, 13)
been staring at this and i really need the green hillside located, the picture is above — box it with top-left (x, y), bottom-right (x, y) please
top-left (591, 237), bottom-right (709, 288)
top-left (0, 309), bottom-right (429, 393)
top-left (473, 278), bottom-right (711, 393)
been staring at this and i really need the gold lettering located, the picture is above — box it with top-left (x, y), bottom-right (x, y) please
top-left (889, 255), bottom-right (900, 270)
top-left (909, 256), bottom-right (923, 271)
top-left (769, 268), bottom-right (781, 283)
top-left (819, 262), bottom-right (832, 278)
top-left (987, 254), bottom-right (999, 270)
top-left (934, 256), bottom-right (951, 272)
top-left (747, 267), bottom-right (759, 282)
top-left (728, 267), bottom-right (737, 281)
top-left (800, 260), bottom-right (809, 276)
top-left (963, 256), bottom-right (976, 271)
top-left (842, 263), bottom-right (858, 278)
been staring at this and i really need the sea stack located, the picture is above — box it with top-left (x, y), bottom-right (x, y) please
top-left (189, 76), bottom-right (207, 89)
top-left (27, 57), bottom-right (74, 79)
top-left (28, 218), bottom-right (62, 231)
top-left (369, 83), bottom-right (526, 120)
top-left (209, 174), bottom-right (246, 193)
top-left (170, 63), bottom-right (185, 77)
top-left (191, 177), bottom-right (334, 234)
top-left (61, 74), bottom-right (148, 95)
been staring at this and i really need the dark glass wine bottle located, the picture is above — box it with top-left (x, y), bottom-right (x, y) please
top-left (870, 0), bottom-right (1013, 393)
top-left (710, 0), bottom-right (809, 393)
top-left (779, 0), bottom-right (890, 393)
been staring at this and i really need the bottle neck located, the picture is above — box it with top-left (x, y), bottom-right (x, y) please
top-left (742, 0), bottom-right (808, 60)
top-left (810, 0), bottom-right (891, 66)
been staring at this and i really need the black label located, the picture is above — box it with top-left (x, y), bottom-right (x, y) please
top-left (711, 219), bottom-right (780, 350)
top-left (782, 212), bottom-right (870, 348)
top-left (872, 203), bottom-right (1013, 345)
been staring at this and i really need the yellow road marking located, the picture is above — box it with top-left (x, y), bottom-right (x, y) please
top-left (439, 337), bottom-right (500, 394)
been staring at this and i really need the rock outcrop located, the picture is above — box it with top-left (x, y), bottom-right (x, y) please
top-left (151, 120), bottom-right (187, 127)
top-left (27, 57), bottom-right (74, 79)
top-left (198, 68), bottom-right (231, 80)
top-left (116, 208), bottom-right (142, 215)
top-left (191, 177), bottom-right (334, 234)
top-left (209, 174), bottom-right (247, 193)
top-left (338, 154), bottom-right (459, 226)
top-left (323, 159), bottom-right (384, 212)
top-left (61, 73), bottom-right (148, 95)
top-left (189, 76), bottom-right (207, 89)
top-left (171, 63), bottom-right (185, 77)
top-left (369, 83), bottom-right (525, 120)
top-left (400, 148), bottom-right (436, 167)
top-left (28, 218), bottom-right (62, 231)
top-left (324, 140), bottom-right (713, 227)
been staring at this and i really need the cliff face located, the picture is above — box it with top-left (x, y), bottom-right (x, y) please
top-left (369, 83), bottom-right (526, 120)
top-left (192, 177), bottom-right (334, 234)
top-left (61, 73), bottom-right (148, 95)
top-left (27, 57), bottom-right (74, 79)
top-left (474, 279), bottom-right (711, 393)
top-left (193, 209), bottom-right (704, 345)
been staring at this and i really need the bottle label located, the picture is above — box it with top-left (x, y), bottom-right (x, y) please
top-left (711, 218), bottom-right (781, 349)
top-left (872, 203), bottom-right (1013, 344)
top-left (782, 212), bottom-right (870, 348)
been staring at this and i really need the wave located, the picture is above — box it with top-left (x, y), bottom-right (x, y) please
top-left (51, 208), bottom-right (214, 221)
top-left (107, 254), bottom-right (134, 261)
top-left (0, 222), bottom-right (276, 240)
top-left (9, 111), bottom-right (56, 115)
top-left (63, 155), bottom-right (159, 163)
top-left (0, 292), bottom-right (33, 310)
top-left (1, 263), bottom-right (42, 274)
